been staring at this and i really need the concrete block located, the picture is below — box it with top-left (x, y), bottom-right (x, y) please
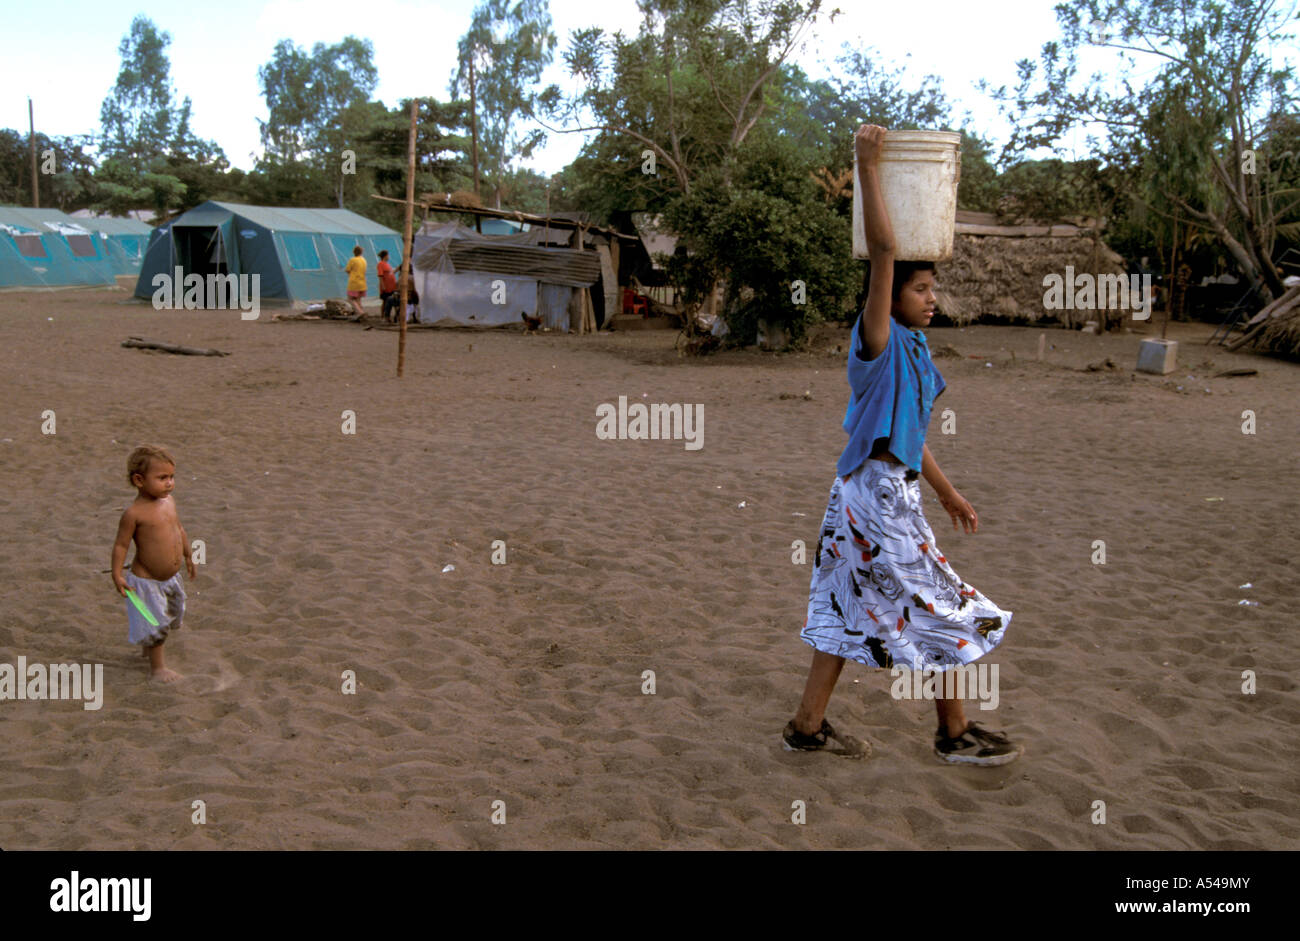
top-left (1136, 337), bottom-right (1177, 374)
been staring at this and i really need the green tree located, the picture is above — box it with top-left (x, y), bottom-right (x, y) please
top-left (344, 97), bottom-right (474, 229)
top-left (494, 166), bottom-right (554, 214)
top-left (97, 15), bottom-right (225, 216)
top-left (954, 133), bottom-right (1001, 213)
top-left (257, 36), bottom-right (379, 205)
top-left (0, 130), bottom-right (98, 211)
top-left (47, 135), bottom-right (99, 212)
top-left (1261, 110), bottom-right (1300, 252)
top-left (770, 53), bottom-right (997, 214)
top-left (554, 0), bottom-right (830, 197)
top-left (984, 0), bottom-right (1299, 304)
top-left (0, 128), bottom-right (30, 205)
top-left (242, 158), bottom-right (333, 210)
top-left (259, 36), bottom-right (378, 163)
top-left (452, 0), bottom-right (558, 208)
top-left (99, 16), bottom-right (180, 169)
top-left (665, 132), bottom-right (857, 344)
top-left (166, 142), bottom-right (244, 212)
top-left (93, 157), bottom-right (188, 219)
top-left (550, 0), bottom-right (837, 342)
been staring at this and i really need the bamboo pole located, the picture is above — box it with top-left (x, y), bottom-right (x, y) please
top-left (367, 193), bottom-right (635, 241)
top-left (397, 99), bottom-right (417, 378)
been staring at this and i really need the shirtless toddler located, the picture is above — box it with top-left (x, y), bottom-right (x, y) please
top-left (111, 446), bottom-right (195, 682)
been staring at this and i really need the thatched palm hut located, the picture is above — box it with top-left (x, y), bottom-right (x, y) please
top-left (934, 211), bottom-right (1131, 330)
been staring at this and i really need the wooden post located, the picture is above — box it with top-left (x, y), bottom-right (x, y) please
top-left (597, 242), bottom-right (618, 329)
top-left (582, 288), bottom-right (595, 334)
top-left (397, 98), bottom-right (417, 378)
top-left (28, 98), bottom-right (39, 209)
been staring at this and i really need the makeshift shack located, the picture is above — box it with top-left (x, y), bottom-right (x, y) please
top-left (613, 211), bottom-right (677, 307)
top-left (411, 220), bottom-right (603, 329)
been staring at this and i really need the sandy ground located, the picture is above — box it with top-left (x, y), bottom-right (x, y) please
top-left (1, 286), bottom-right (1298, 850)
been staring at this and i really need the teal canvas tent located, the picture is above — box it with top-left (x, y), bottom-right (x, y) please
top-left (0, 206), bottom-right (118, 288)
top-left (72, 215), bottom-right (153, 275)
top-left (134, 201), bottom-right (404, 305)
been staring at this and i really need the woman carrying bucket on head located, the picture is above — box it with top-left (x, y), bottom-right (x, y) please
top-left (781, 125), bottom-right (1021, 766)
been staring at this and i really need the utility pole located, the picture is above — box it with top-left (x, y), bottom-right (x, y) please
top-left (469, 52), bottom-right (481, 234)
top-left (28, 98), bottom-right (39, 209)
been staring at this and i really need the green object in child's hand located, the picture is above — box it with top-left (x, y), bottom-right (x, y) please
top-left (125, 588), bottom-right (160, 626)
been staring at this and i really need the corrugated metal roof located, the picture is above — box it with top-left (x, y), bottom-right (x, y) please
top-left (415, 222), bottom-right (601, 287)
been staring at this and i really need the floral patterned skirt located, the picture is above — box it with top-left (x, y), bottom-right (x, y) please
top-left (800, 459), bottom-right (1012, 670)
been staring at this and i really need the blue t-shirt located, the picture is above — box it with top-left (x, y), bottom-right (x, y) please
top-left (837, 317), bottom-right (946, 476)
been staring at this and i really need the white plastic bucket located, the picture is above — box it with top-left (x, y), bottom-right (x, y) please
top-left (853, 130), bottom-right (962, 261)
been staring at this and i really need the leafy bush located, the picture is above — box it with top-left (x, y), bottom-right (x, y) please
top-left (664, 134), bottom-right (857, 346)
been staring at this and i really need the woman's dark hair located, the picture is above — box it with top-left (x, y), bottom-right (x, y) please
top-left (859, 260), bottom-right (937, 307)
top-left (378, 249), bottom-right (389, 259)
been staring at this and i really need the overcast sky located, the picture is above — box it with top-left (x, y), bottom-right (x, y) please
top-left (3, 0), bottom-right (1201, 175)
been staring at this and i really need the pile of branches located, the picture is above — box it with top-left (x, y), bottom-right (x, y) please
top-left (1226, 284), bottom-right (1300, 356)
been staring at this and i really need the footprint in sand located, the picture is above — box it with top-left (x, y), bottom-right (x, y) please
top-left (140, 647), bottom-right (240, 693)
top-left (208, 657), bottom-right (240, 692)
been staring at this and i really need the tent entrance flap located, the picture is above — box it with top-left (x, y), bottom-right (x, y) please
top-left (174, 220), bottom-right (239, 279)
top-left (175, 226), bottom-right (226, 278)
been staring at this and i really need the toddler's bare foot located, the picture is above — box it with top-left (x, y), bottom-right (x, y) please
top-left (146, 644), bottom-right (179, 682)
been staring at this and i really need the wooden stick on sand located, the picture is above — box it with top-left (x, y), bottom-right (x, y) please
top-left (122, 337), bottom-right (230, 356)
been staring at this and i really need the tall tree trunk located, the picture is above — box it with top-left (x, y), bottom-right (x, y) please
top-left (1212, 156), bottom-right (1286, 297)
top-left (1172, 194), bottom-right (1273, 307)
top-left (1164, 218), bottom-right (1177, 341)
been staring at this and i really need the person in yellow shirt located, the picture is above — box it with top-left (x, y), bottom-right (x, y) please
top-left (343, 246), bottom-right (367, 316)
